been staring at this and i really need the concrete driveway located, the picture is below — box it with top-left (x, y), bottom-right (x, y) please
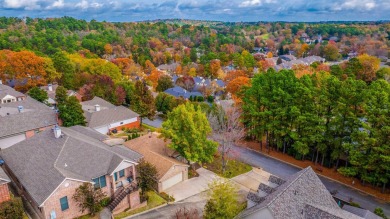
top-left (164, 168), bottom-right (222, 202)
top-left (231, 167), bottom-right (278, 192)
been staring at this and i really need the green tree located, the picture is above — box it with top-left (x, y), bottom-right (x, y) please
top-left (58, 96), bottom-right (86, 127)
top-left (55, 85), bottom-right (68, 105)
top-left (0, 197), bottom-right (24, 219)
top-left (374, 207), bottom-right (388, 219)
top-left (52, 51), bottom-right (75, 89)
top-left (204, 180), bottom-right (243, 219)
top-left (136, 159), bottom-right (158, 196)
top-left (156, 75), bottom-right (174, 92)
top-left (73, 183), bottom-right (106, 216)
top-left (155, 92), bottom-right (177, 115)
top-left (162, 103), bottom-right (218, 164)
top-left (131, 80), bottom-right (156, 124)
top-left (28, 86), bottom-right (48, 103)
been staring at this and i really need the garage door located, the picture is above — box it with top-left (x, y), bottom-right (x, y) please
top-left (162, 173), bottom-right (182, 191)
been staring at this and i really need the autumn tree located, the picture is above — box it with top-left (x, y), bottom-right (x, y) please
top-left (176, 76), bottom-right (195, 91)
top-left (144, 60), bottom-right (156, 75)
top-left (73, 183), bottom-right (106, 216)
top-left (155, 92), bottom-right (178, 115)
top-left (162, 103), bottom-right (218, 164)
top-left (208, 106), bottom-right (245, 173)
top-left (132, 80), bottom-right (156, 124)
top-left (356, 54), bottom-right (381, 83)
top-left (147, 69), bottom-right (163, 89)
top-left (226, 76), bottom-right (250, 97)
top-left (323, 41), bottom-right (340, 61)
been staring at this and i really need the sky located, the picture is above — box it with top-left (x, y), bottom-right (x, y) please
top-left (0, 0), bottom-right (389, 22)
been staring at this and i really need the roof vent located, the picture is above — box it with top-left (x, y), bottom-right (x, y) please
top-left (95, 104), bottom-right (100, 112)
top-left (54, 125), bottom-right (62, 138)
top-left (18, 106), bottom-right (24, 113)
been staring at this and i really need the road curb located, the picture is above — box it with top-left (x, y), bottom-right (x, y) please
top-left (122, 203), bottom-right (168, 219)
top-left (240, 146), bottom-right (388, 202)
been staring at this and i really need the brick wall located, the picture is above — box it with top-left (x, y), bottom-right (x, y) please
top-left (25, 125), bottom-right (55, 139)
top-left (111, 117), bottom-right (140, 132)
top-left (0, 184), bottom-right (10, 204)
top-left (41, 179), bottom-right (87, 219)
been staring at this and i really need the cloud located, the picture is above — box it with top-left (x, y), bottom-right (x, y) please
top-left (75, 0), bottom-right (88, 10)
top-left (3, 0), bottom-right (41, 10)
top-left (333, 0), bottom-right (377, 11)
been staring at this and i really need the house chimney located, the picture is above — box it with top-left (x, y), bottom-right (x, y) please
top-left (54, 125), bottom-right (61, 138)
top-left (17, 106), bottom-right (24, 113)
top-left (95, 104), bottom-right (101, 112)
top-left (48, 84), bottom-right (53, 91)
top-left (0, 80), bottom-right (2, 85)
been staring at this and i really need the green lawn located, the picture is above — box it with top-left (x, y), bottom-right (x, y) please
top-left (204, 155), bottom-right (252, 178)
top-left (260, 33), bottom-right (270, 40)
top-left (114, 191), bottom-right (166, 219)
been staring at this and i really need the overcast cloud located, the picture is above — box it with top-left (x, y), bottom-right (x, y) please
top-left (0, 0), bottom-right (388, 22)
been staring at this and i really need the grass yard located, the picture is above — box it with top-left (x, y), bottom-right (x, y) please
top-left (204, 155), bottom-right (252, 178)
top-left (260, 33), bottom-right (270, 40)
top-left (114, 191), bottom-right (166, 219)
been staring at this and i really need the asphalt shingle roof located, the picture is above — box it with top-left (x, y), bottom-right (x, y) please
top-left (237, 167), bottom-right (362, 219)
top-left (0, 84), bottom-right (25, 99)
top-left (342, 205), bottom-right (382, 219)
top-left (81, 97), bottom-right (139, 128)
top-left (0, 126), bottom-right (143, 206)
top-left (0, 96), bottom-right (57, 139)
top-left (0, 168), bottom-right (10, 185)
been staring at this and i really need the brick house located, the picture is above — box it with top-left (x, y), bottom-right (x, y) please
top-left (81, 97), bottom-right (140, 135)
top-left (0, 168), bottom-right (11, 204)
top-left (0, 126), bottom-right (143, 219)
top-left (0, 84), bottom-right (57, 149)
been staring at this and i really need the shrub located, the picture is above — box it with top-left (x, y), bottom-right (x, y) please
top-left (349, 202), bottom-right (360, 208)
top-left (0, 197), bottom-right (24, 219)
top-left (159, 192), bottom-right (175, 202)
top-left (374, 207), bottom-right (388, 219)
top-left (100, 197), bottom-right (111, 207)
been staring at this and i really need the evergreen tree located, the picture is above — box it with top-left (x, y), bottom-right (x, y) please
top-left (58, 96), bottom-right (86, 127)
top-left (28, 86), bottom-right (48, 103)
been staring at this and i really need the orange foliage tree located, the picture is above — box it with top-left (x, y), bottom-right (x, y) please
top-left (224, 70), bottom-right (246, 83)
top-left (226, 76), bottom-right (250, 97)
top-left (292, 64), bottom-right (313, 78)
top-left (147, 69), bottom-right (163, 89)
top-left (357, 54), bottom-right (381, 83)
top-left (210, 59), bottom-right (221, 79)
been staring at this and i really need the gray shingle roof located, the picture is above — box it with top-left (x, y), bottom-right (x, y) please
top-left (0, 96), bottom-right (57, 138)
top-left (237, 167), bottom-right (362, 219)
top-left (81, 97), bottom-right (139, 128)
top-left (164, 86), bottom-right (203, 99)
top-left (0, 84), bottom-right (25, 99)
top-left (342, 205), bottom-right (382, 219)
top-left (0, 126), bottom-right (143, 206)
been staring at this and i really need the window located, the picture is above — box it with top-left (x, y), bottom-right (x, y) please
top-left (92, 176), bottom-right (107, 188)
top-left (119, 169), bottom-right (125, 178)
top-left (60, 196), bottom-right (69, 211)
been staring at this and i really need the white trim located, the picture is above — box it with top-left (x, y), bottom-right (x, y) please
top-left (38, 178), bottom-right (91, 207)
top-left (109, 160), bottom-right (137, 176)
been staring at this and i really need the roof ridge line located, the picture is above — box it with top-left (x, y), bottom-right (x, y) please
top-left (53, 135), bottom-right (70, 178)
top-left (267, 167), bottom-right (311, 208)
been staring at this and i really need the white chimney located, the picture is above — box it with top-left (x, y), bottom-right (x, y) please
top-left (95, 104), bottom-right (101, 112)
top-left (54, 125), bottom-right (61, 138)
top-left (0, 79), bottom-right (2, 84)
top-left (48, 84), bottom-right (53, 91)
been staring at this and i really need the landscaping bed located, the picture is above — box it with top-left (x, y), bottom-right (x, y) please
top-left (114, 191), bottom-right (166, 219)
top-left (204, 154), bottom-right (252, 178)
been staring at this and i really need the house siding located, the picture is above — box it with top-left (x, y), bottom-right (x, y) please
top-left (0, 184), bottom-right (10, 204)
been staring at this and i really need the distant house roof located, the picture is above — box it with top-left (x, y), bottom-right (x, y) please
top-left (0, 126), bottom-right (143, 206)
top-left (237, 167), bottom-right (362, 219)
top-left (300, 56), bottom-right (325, 64)
top-left (81, 97), bottom-right (139, 128)
top-left (40, 84), bottom-right (80, 104)
top-left (157, 63), bottom-right (178, 72)
top-left (164, 86), bottom-right (203, 99)
top-left (124, 133), bottom-right (188, 179)
top-left (0, 88), bottom-right (57, 139)
top-left (342, 205), bottom-right (382, 219)
top-left (280, 55), bottom-right (297, 62)
top-left (0, 168), bottom-right (10, 185)
top-left (0, 84), bottom-right (25, 100)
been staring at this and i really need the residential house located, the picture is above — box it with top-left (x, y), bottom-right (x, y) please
top-left (0, 168), bottom-right (11, 204)
top-left (0, 84), bottom-right (57, 149)
top-left (164, 86), bottom-right (203, 100)
top-left (0, 126), bottom-right (143, 218)
top-left (157, 63), bottom-right (179, 74)
top-left (81, 97), bottom-right (140, 135)
top-left (124, 133), bottom-right (189, 192)
top-left (279, 55), bottom-right (297, 62)
top-left (237, 167), bottom-right (365, 219)
top-left (40, 84), bottom-right (82, 106)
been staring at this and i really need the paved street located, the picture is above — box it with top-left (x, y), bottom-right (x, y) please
top-left (142, 117), bottom-right (163, 128)
top-left (231, 144), bottom-right (390, 216)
